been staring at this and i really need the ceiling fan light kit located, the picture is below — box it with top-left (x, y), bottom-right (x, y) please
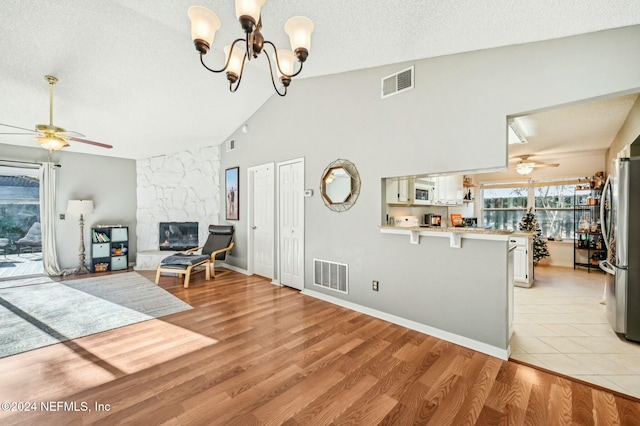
top-left (516, 164), bottom-right (534, 175)
top-left (188, 0), bottom-right (314, 97)
top-left (36, 135), bottom-right (69, 151)
top-left (513, 155), bottom-right (560, 175)
top-left (0, 75), bottom-right (113, 151)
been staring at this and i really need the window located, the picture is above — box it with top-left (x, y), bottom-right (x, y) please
top-left (534, 184), bottom-right (576, 239)
top-left (482, 187), bottom-right (527, 230)
top-left (481, 182), bottom-right (581, 238)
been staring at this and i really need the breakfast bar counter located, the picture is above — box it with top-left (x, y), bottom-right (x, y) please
top-left (379, 225), bottom-right (512, 247)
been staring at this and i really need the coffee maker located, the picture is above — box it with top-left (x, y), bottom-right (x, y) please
top-left (424, 214), bottom-right (442, 227)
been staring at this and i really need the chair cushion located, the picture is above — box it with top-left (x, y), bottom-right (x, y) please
top-left (17, 222), bottom-right (41, 244)
top-left (203, 234), bottom-right (233, 260)
top-left (161, 253), bottom-right (209, 267)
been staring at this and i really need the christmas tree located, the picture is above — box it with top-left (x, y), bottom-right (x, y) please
top-left (519, 208), bottom-right (550, 264)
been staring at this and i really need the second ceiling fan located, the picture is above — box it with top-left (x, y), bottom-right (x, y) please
top-left (0, 75), bottom-right (112, 151)
top-left (512, 155), bottom-right (559, 175)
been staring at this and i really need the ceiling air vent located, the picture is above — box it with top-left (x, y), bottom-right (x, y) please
top-left (381, 66), bottom-right (414, 99)
top-left (226, 139), bottom-right (235, 152)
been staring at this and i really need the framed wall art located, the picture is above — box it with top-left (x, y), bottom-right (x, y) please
top-left (225, 167), bottom-right (239, 220)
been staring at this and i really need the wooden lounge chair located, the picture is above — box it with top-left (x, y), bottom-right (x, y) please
top-left (155, 225), bottom-right (234, 288)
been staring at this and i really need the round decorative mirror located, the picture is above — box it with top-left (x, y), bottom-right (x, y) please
top-left (320, 159), bottom-right (361, 212)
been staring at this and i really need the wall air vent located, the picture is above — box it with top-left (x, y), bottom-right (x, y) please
top-left (381, 66), bottom-right (414, 99)
top-left (226, 139), bottom-right (235, 152)
top-left (313, 259), bottom-right (348, 294)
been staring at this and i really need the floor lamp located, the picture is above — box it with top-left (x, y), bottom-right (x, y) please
top-left (67, 200), bottom-right (94, 274)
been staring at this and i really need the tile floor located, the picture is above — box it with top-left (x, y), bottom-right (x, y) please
top-left (511, 264), bottom-right (640, 399)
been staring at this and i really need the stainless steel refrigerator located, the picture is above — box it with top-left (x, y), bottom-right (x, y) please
top-left (600, 157), bottom-right (640, 342)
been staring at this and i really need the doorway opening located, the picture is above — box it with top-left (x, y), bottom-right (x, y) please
top-left (0, 165), bottom-right (44, 280)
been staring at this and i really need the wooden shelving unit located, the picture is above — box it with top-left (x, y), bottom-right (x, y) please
top-left (91, 226), bottom-right (129, 273)
top-left (462, 177), bottom-right (476, 203)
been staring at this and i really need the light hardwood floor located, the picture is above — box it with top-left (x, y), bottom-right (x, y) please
top-left (0, 269), bottom-right (639, 425)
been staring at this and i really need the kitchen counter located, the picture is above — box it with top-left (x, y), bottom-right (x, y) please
top-left (379, 225), bottom-right (513, 247)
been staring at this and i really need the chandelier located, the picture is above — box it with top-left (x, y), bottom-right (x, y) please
top-left (188, 1), bottom-right (314, 97)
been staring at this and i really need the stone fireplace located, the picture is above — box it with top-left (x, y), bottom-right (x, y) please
top-left (134, 145), bottom-right (221, 271)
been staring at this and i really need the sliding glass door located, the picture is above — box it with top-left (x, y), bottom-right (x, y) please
top-left (0, 166), bottom-right (44, 279)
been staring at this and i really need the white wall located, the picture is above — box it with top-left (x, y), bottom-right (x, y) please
top-left (218, 25), bottom-right (640, 351)
top-left (539, 241), bottom-right (574, 268)
top-left (0, 143), bottom-right (137, 269)
top-left (607, 95), bottom-right (640, 171)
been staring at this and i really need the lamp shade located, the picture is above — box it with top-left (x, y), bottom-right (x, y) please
top-left (284, 16), bottom-right (314, 52)
top-left (67, 200), bottom-right (94, 216)
top-left (188, 6), bottom-right (221, 47)
top-left (224, 44), bottom-right (246, 77)
top-left (273, 49), bottom-right (295, 77)
top-left (234, 0), bottom-right (265, 25)
top-left (36, 136), bottom-right (68, 151)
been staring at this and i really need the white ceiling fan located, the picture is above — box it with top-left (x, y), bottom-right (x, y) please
top-left (0, 75), bottom-right (112, 151)
top-left (511, 155), bottom-right (559, 175)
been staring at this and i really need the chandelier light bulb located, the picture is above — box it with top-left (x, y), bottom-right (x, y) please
top-left (188, 6), bottom-right (221, 52)
top-left (235, 0), bottom-right (265, 28)
top-left (285, 16), bottom-right (314, 53)
top-left (224, 45), bottom-right (246, 80)
top-left (273, 49), bottom-right (295, 77)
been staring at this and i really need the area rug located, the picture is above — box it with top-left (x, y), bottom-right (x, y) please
top-left (0, 275), bottom-right (52, 289)
top-left (0, 272), bottom-right (192, 358)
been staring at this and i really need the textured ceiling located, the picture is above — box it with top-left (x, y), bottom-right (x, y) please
top-left (1, 0), bottom-right (639, 159)
top-left (509, 93), bottom-right (640, 160)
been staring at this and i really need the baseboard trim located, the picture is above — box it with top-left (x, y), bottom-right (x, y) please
top-left (301, 288), bottom-right (509, 361)
top-left (220, 264), bottom-right (250, 276)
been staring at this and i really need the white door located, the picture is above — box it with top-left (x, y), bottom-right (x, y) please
top-left (279, 159), bottom-right (304, 290)
top-left (250, 163), bottom-right (274, 278)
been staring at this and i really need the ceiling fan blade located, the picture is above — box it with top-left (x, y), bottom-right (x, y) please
top-left (0, 133), bottom-right (38, 136)
top-left (68, 136), bottom-right (113, 149)
top-left (0, 123), bottom-right (36, 134)
top-left (530, 163), bottom-right (560, 168)
top-left (59, 130), bottom-right (86, 138)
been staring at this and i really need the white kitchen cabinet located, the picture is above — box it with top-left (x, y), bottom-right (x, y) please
top-left (386, 177), bottom-right (412, 204)
top-left (432, 175), bottom-right (464, 206)
top-left (448, 175), bottom-right (464, 205)
top-left (511, 236), bottom-right (533, 287)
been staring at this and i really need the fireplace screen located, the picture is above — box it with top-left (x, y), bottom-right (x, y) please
top-left (159, 222), bottom-right (199, 251)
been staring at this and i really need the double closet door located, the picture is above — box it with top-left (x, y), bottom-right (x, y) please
top-left (250, 159), bottom-right (304, 290)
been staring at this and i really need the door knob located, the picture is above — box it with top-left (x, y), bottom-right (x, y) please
top-left (252, 226), bottom-right (257, 230)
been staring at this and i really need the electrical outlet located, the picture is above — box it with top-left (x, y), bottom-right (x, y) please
top-left (372, 280), bottom-right (379, 291)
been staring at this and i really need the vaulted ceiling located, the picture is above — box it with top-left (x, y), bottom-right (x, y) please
top-left (1, 1), bottom-right (639, 159)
